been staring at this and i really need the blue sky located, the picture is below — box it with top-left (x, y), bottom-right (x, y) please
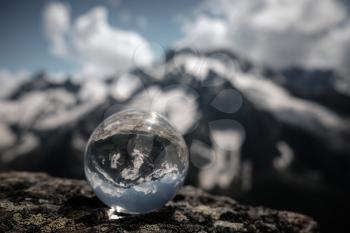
top-left (1, 0), bottom-right (349, 77)
top-left (0, 0), bottom-right (199, 73)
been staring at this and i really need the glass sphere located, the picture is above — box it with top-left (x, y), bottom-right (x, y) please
top-left (84, 110), bottom-right (189, 214)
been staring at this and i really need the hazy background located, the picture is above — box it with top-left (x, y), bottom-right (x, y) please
top-left (1, 1), bottom-right (350, 232)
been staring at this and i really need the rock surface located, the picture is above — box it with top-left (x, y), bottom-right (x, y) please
top-left (0, 172), bottom-right (318, 233)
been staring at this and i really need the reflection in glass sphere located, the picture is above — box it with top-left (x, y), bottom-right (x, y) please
top-left (84, 110), bottom-right (189, 214)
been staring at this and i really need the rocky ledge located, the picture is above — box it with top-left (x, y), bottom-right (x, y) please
top-left (0, 172), bottom-right (318, 233)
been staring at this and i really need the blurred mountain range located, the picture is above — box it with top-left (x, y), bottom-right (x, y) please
top-left (0, 49), bottom-right (350, 232)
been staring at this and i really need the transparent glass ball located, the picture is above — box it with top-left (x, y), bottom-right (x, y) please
top-left (84, 110), bottom-right (189, 214)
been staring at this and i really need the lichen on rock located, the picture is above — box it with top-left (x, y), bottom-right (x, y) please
top-left (0, 172), bottom-right (318, 232)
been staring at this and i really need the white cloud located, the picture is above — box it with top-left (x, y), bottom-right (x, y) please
top-left (71, 7), bottom-right (154, 76)
top-left (43, 1), bottom-right (71, 56)
top-left (177, 0), bottom-right (350, 75)
top-left (43, 2), bottom-right (154, 77)
top-left (178, 16), bottom-right (229, 50)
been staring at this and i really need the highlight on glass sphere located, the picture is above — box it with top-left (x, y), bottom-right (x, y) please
top-left (84, 109), bottom-right (189, 214)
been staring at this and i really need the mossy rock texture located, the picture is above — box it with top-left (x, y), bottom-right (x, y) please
top-left (0, 172), bottom-right (318, 233)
